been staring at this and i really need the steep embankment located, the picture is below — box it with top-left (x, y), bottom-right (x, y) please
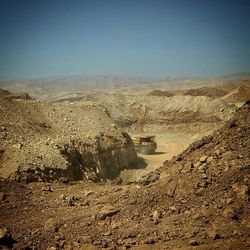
top-left (137, 101), bottom-right (250, 248)
top-left (0, 97), bottom-right (138, 182)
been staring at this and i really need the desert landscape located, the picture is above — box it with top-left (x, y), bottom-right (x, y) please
top-left (0, 75), bottom-right (250, 249)
top-left (1, 0), bottom-right (250, 249)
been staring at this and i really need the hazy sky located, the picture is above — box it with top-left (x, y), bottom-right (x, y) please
top-left (0, 0), bottom-right (250, 81)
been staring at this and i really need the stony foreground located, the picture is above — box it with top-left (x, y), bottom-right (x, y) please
top-left (0, 101), bottom-right (249, 249)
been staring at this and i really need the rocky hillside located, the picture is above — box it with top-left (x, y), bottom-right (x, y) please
top-left (182, 87), bottom-right (227, 97)
top-left (0, 97), bottom-right (138, 182)
top-left (147, 89), bottom-right (174, 97)
top-left (80, 93), bottom-right (236, 131)
top-left (147, 87), bottom-right (227, 98)
top-left (0, 88), bottom-right (31, 99)
top-left (221, 85), bottom-right (250, 103)
top-left (138, 100), bottom-right (250, 248)
top-left (0, 103), bottom-right (249, 249)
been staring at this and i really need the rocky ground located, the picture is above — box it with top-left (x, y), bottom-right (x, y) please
top-left (77, 93), bottom-right (236, 133)
top-left (0, 95), bottom-right (249, 249)
top-left (0, 88), bottom-right (31, 99)
top-left (0, 97), bottom-right (138, 182)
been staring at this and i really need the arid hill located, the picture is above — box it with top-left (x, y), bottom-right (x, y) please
top-left (0, 74), bottom-right (249, 249)
top-left (139, 100), bottom-right (250, 248)
top-left (0, 97), bottom-right (138, 183)
top-left (1, 74), bottom-right (249, 100)
top-left (0, 88), bottom-right (31, 99)
top-left (79, 93), bottom-right (236, 132)
top-left (0, 100), bottom-right (249, 249)
top-left (182, 87), bottom-right (227, 97)
top-left (221, 85), bottom-right (250, 103)
top-left (147, 89), bottom-right (174, 97)
top-left (148, 87), bottom-right (227, 98)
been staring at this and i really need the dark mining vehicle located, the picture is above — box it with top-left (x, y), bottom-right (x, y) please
top-left (132, 135), bottom-right (157, 154)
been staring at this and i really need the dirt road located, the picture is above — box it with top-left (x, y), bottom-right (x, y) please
top-left (119, 132), bottom-right (200, 182)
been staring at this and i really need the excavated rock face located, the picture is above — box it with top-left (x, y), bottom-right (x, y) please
top-left (0, 98), bottom-right (138, 182)
top-left (60, 133), bottom-right (137, 182)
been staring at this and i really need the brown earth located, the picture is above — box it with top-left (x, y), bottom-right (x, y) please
top-left (1, 75), bottom-right (249, 107)
top-left (0, 99), bottom-right (249, 249)
top-left (216, 79), bottom-right (250, 93)
top-left (221, 85), bottom-right (250, 103)
top-left (147, 87), bottom-right (227, 98)
top-left (182, 87), bottom-right (227, 98)
top-left (119, 132), bottom-right (199, 183)
top-left (78, 93), bottom-right (236, 132)
top-left (146, 79), bottom-right (250, 105)
top-left (0, 88), bottom-right (31, 99)
top-left (0, 97), bottom-right (138, 182)
top-left (147, 90), bottom-right (174, 97)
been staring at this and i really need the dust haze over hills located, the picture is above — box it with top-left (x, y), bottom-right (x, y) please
top-left (1, 73), bottom-right (250, 100)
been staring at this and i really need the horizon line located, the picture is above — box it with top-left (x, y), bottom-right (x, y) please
top-left (1, 72), bottom-right (250, 83)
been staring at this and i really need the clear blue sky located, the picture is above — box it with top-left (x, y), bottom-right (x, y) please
top-left (0, 0), bottom-right (250, 81)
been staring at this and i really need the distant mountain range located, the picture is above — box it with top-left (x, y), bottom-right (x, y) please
top-left (0, 73), bottom-right (249, 100)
